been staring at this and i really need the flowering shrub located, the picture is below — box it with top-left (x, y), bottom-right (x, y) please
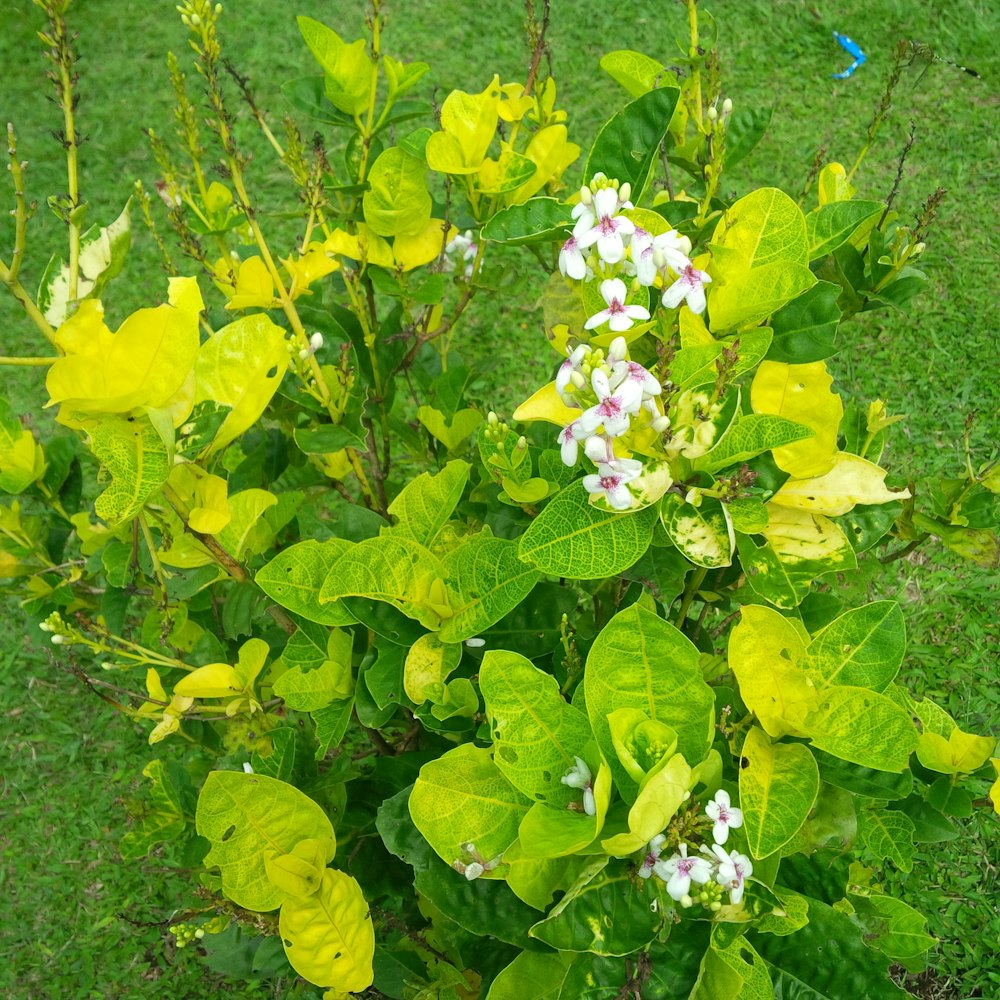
top-left (2, 1), bottom-right (999, 997)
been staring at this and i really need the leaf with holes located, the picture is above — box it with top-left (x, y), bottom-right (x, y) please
top-left (279, 868), bottom-right (375, 990)
top-left (256, 540), bottom-right (357, 626)
top-left (196, 771), bottom-right (336, 912)
top-left (386, 459), bottom-right (470, 548)
top-left (857, 805), bottom-right (915, 873)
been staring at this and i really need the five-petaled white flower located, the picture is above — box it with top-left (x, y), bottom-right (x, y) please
top-left (583, 461), bottom-right (642, 510)
top-left (556, 419), bottom-right (589, 466)
top-left (706, 844), bottom-right (753, 905)
top-left (558, 235), bottom-right (588, 280)
top-left (561, 755), bottom-right (596, 815)
top-left (585, 278), bottom-right (651, 332)
top-left (661, 263), bottom-right (712, 315)
top-left (577, 368), bottom-right (642, 438)
top-left (657, 843), bottom-right (714, 901)
top-left (706, 789), bottom-right (744, 845)
top-left (574, 187), bottom-right (636, 264)
top-left (638, 834), bottom-right (667, 879)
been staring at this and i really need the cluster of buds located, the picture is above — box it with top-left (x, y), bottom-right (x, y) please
top-left (637, 790), bottom-right (748, 906)
top-left (560, 755), bottom-right (597, 815)
top-left (559, 173), bottom-right (712, 317)
top-left (452, 842), bottom-right (503, 881)
top-left (38, 612), bottom-right (72, 645)
top-left (555, 337), bottom-right (669, 510)
top-left (297, 331), bottom-right (324, 361)
top-left (169, 922), bottom-right (206, 948)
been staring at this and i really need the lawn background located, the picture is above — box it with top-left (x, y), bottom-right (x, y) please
top-left (0, 1), bottom-right (997, 997)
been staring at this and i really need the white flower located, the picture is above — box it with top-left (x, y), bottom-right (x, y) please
top-left (445, 229), bottom-right (478, 277)
top-left (575, 188), bottom-right (636, 264)
top-left (662, 264), bottom-right (712, 315)
top-left (584, 278), bottom-right (651, 333)
top-left (651, 230), bottom-right (693, 274)
top-left (561, 756), bottom-right (596, 815)
top-left (577, 368), bottom-right (642, 438)
top-left (558, 235), bottom-right (587, 280)
top-left (555, 345), bottom-right (588, 405)
top-left (706, 789), bottom-right (744, 845)
top-left (638, 834), bottom-right (667, 879)
top-left (583, 462), bottom-right (640, 510)
top-left (655, 843), bottom-right (713, 901)
top-left (610, 360), bottom-right (662, 401)
top-left (707, 844), bottom-right (753, 905)
top-left (556, 419), bottom-right (590, 466)
top-left (630, 227), bottom-right (658, 286)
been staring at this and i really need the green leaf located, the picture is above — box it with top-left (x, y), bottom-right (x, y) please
top-left (807, 686), bottom-right (918, 772)
top-left (0, 399), bottom-right (43, 494)
top-left (697, 414), bottom-right (814, 473)
top-left (292, 424), bottom-right (366, 454)
top-left (585, 88), bottom-right (679, 198)
top-left (320, 534), bottom-right (448, 629)
top-left (709, 259), bottom-right (817, 332)
top-left (256, 540), bottom-right (358, 626)
top-left (311, 695), bottom-right (355, 759)
top-left (279, 868), bottom-right (375, 991)
top-left (757, 895), bottom-right (910, 998)
top-left (519, 482), bottom-right (657, 579)
top-left (847, 891), bottom-right (936, 962)
top-left (486, 951), bottom-right (574, 1000)
top-left (387, 459), bottom-right (470, 549)
top-left (725, 106), bottom-right (773, 168)
top-left (857, 806), bottom-right (915, 873)
top-left (119, 759), bottom-right (189, 860)
top-left (89, 415), bottom-right (170, 524)
top-left (599, 50), bottom-right (665, 96)
top-left (803, 601), bottom-right (905, 692)
top-left (362, 146), bottom-right (431, 237)
top-left (691, 933), bottom-right (773, 1000)
top-left (409, 744), bottom-right (531, 868)
top-left (814, 752), bottom-right (913, 801)
top-left (194, 313), bottom-right (288, 452)
top-left (585, 603), bottom-right (714, 795)
top-left (196, 771), bottom-right (336, 912)
top-left (660, 494), bottom-right (735, 568)
top-left (529, 864), bottom-right (662, 956)
top-left (767, 281), bottom-right (843, 364)
top-left (417, 406), bottom-right (483, 452)
top-left (296, 16), bottom-right (372, 117)
top-left (711, 187), bottom-right (809, 268)
top-left (480, 650), bottom-right (593, 804)
top-left (274, 627), bottom-right (353, 711)
top-left (439, 534), bottom-right (540, 642)
top-left (481, 197), bottom-right (573, 246)
top-left (250, 728), bottom-right (299, 783)
top-left (806, 200), bottom-right (883, 260)
top-left (739, 726), bottom-right (820, 859)
top-left (403, 632), bottom-right (462, 704)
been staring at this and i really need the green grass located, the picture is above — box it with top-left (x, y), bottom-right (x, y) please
top-left (1, 0), bottom-right (997, 997)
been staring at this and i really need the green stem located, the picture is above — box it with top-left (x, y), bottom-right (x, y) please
top-left (675, 567), bottom-right (708, 629)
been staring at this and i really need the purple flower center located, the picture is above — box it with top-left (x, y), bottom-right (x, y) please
top-left (598, 396), bottom-right (623, 418)
top-left (676, 857), bottom-right (695, 876)
top-left (560, 423), bottom-right (576, 442)
top-left (626, 362), bottom-right (648, 383)
top-left (562, 236), bottom-right (578, 252)
top-left (606, 297), bottom-right (626, 315)
top-left (599, 474), bottom-right (622, 491)
top-left (598, 215), bottom-right (618, 235)
top-left (683, 265), bottom-right (701, 287)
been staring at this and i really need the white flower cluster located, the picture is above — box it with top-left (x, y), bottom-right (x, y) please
top-left (637, 791), bottom-right (750, 906)
top-left (561, 755), bottom-right (597, 815)
top-left (555, 336), bottom-right (667, 510)
top-left (444, 229), bottom-right (478, 278)
top-left (38, 613), bottom-right (71, 645)
top-left (558, 173), bottom-right (711, 319)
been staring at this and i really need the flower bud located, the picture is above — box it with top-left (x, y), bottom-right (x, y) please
top-left (913, 242), bottom-right (926, 255)
top-left (707, 105), bottom-right (718, 121)
top-left (465, 637), bottom-right (486, 648)
top-left (722, 97), bottom-right (733, 116)
top-left (298, 348), bottom-right (310, 360)
top-left (51, 634), bottom-right (66, 645)
top-left (619, 181), bottom-right (632, 204)
top-left (651, 415), bottom-right (671, 433)
top-left (487, 411), bottom-right (498, 426)
top-left (607, 336), bottom-right (628, 364)
top-left (570, 371), bottom-right (587, 390)
top-left (309, 332), bottom-right (324, 353)
top-left (584, 436), bottom-right (609, 463)
top-left (38, 621), bottom-right (52, 632)
top-left (579, 185), bottom-right (593, 206)
top-left (516, 436), bottom-right (528, 450)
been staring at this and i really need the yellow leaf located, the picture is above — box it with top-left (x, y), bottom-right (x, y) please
top-left (324, 225), bottom-right (394, 268)
top-left (393, 218), bottom-right (452, 272)
top-left (224, 256), bottom-right (276, 311)
top-left (990, 759), bottom-right (1000, 816)
top-left (512, 381), bottom-right (581, 427)
top-left (47, 280), bottom-right (202, 418)
top-left (916, 729), bottom-right (996, 775)
top-left (729, 604), bottom-right (816, 738)
top-left (426, 76), bottom-right (501, 174)
top-left (510, 124), bottom-right (580, 204)
top-left (750, 360), bottom-right (843, 477)
top-left (771, 452), bottom-right (910, 516)
top-left (761, 504), bottom-right (855, 564)
top-left (680, 307), bottom-right (714, 346)
top-left (817, 163), bottom-right (855, 206)
top-left (279, 869), bottom-right (375, 991)
top-left (188, 472), bottom-right (231, 535)
top-left (174, 662), bottom-right (242, 699)
top-left (264, 838), bottom-right (330, 898)
top-left (283, 243), bottom-right (339, 299)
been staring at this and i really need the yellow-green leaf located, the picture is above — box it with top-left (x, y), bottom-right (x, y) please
top-left (511, 380), bottom-right (581, 427)
top-left (194, 313), bottom-right (288, 452)
top-left (709, 260), bottom-right (816, 332)
top-left (409, 744), bottom-right (531, 867)
top-left (770, 452), bottom-right (910, 516)
top-left (426, 77), bottom-right (501, 174)
top-left (728, 605), bottom-right (815, 739)
top-left (196, 771), bottom-right (336, 912)
top-left (264, 838), bottom-right (328, 898)
top-left (711, 188), bottom-right (809, 268)
top-left (363, 147), bottom-right (432, 237)
top-left (916, 728), bottom-right (995, 775)
top-left (387, 459), bottom-right (470, 550)
top-left (279, 868), bottom-right (374, 991)
top-left (297, 17), bottom-right (372, 117)
top-left (739, 726), bottom-right (820, 859)
top-left (750, 361), bottom-right (843, 477)
top-left (803, 601), bottom-right (905, 691)
top-left (403, 633), bottom-right (462, 704)
top-left (174, 661), bottom-right (241, 699)
top-left (89, 415), bottom-right (171, 525)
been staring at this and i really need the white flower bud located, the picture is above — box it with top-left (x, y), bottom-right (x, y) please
top-left (618, 181), bottom-right (632, 205)
top-left (516, 436), bottom-right (528, 450)
top-left (465, 637), bottom-right (486, 648)
top-left (487, 411), bottom-right (498, 426)
top-left (243, 762), bottom-right (254, 774)
top-left (464, 862), bottom-right (485, 880)
top-left (722, 97), bottom-right (733, 116)
top-left (570, 371), bottom-right (587, 390)
top-left (51, 634), bottom-right (67, 645)
top-left (585, 436), bottom-right (610, 463)
top-left (309, 332), bottom-right (324, 353)
top-left (298, 348), bottom-right (310, 360)
top-left (608, 336), bottom-right (627, 364)
top-left (913, 242), bottom-right (926, 255)
top-left (579, 185), bottom-right (593, 206)
top-left (38, 622), bottom-right (52, 632)
top-left (707, 105), bottom-right (718, 121)
top-left (651, 415), bottom-right (671, 433)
